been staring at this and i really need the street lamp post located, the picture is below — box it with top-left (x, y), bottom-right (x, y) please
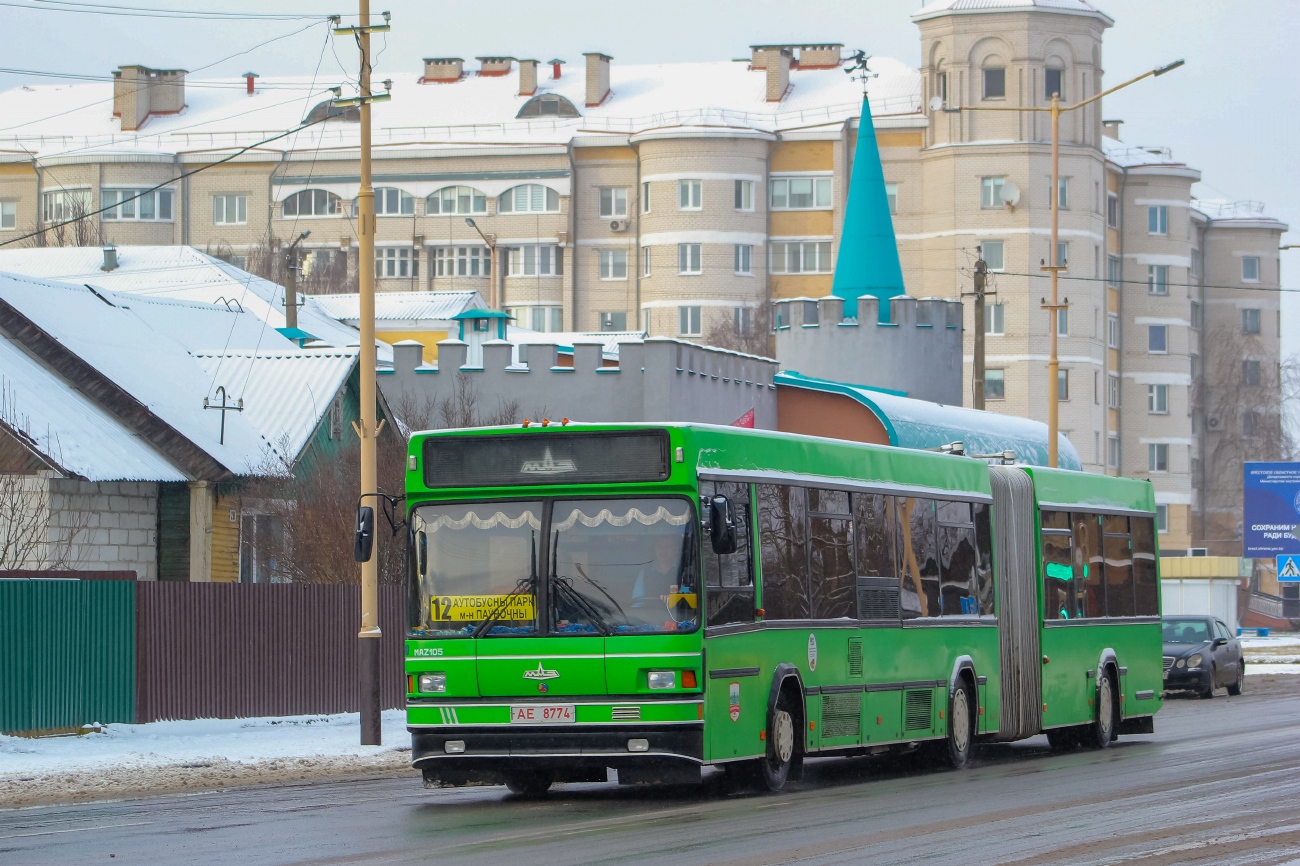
top-left (465, 217), bottom-right (500, 310)
top-left (956, 59), bottom-right (1184, 467)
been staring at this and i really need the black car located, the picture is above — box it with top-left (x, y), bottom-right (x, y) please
top-left (1162, 615), bottom-right (1244, 698)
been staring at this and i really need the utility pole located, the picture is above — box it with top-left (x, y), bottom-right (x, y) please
top-left (966, 255), bottom-right (990, 410)
top-left (333, 3), bottom-right (391, 747)
top-left (285, 230), bottom-right (309, 330)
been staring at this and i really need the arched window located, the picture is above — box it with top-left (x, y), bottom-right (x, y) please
top-left (426, 186), bottom-right (486, 215)
top-left (515, 94), bottom-right (581, 119)
top-left (304, 99), bottom-right (360, 123)
top-left (282, 189), bottom-right (344, 217)
top-left (499, 184), bottom-right (559, 214)
top-left (375, 187), bottom-right (415, 216)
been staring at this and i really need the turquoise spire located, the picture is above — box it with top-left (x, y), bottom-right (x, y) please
top-left (831, 96), bottom-right (906, 322)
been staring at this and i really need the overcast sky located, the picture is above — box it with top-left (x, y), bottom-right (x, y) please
top-left (4, 0), bottom-right (1298, 352)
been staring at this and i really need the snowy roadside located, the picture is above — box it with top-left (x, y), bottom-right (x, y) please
top-left (1242, 634), bottom-right (1300, 671)
top-left (0, 711), bottom-right (413, 809)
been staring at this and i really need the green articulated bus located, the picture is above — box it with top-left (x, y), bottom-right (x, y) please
top-left (403, 423), bottom-right (1162, 794)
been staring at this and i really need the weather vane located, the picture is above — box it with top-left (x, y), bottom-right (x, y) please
top-left (844, 49), bottom-right (877, 96)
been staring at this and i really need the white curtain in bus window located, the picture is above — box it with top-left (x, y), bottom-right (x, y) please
top-left (937, 500), bottom-right (978, 616)
top-left (1131, 516), bottom-right (1159, 615)
top-left (702, 480), bottom-right (755, 627)
top-left (897, 497), bottom-right (937, 618)
top-left (1072, 513), bottom-right (1104, 618)
top-left (973, 503), bottom-right (995, 614)
top-left (758, 484), bottom-right (809, 620)
top-left (1103, 514), bottom-right (1136, 617)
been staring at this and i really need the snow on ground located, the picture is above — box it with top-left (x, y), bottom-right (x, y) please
top-left (0, 711), bottom-right (413, 809)
top-left (1247, 663), bottom-right (1300, 675)
top-left (1240, 634), bottom-right (1300, 673)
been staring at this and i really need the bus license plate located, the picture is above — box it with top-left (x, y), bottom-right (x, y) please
top-left (510, 704), bottom-right (575, 724)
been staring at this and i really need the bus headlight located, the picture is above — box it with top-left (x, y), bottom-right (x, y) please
top-left (1186, 654), bottom-right (1203, 670)
top-left (419, 672), bottom-right (447, 693)
top-left (648, 670), bottom-right (676, 690)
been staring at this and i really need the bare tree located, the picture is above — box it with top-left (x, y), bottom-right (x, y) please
top-left (27, 196), bottom-right (104, 249)
top-left (206, 237), bottom-right (358, 294)
top-left (702, 303), bottom-right (774, 358)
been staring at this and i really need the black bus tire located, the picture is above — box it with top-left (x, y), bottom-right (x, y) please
top-left (1086, 670), bottom-right (1117, 749)
top-left (943, 679), bottom-right (975, 769)
top-left (504, 769), bottom-right (554, 797)
top-left (760, 699), bottom-right (798, 792)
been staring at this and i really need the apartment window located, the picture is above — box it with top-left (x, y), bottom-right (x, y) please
top-left (1243, 307), bottom-right (1261, 334)
top-left (984, 302), bottom-right (1005, 335)
top-left (282, 189), bottom-right (343, 217)
top-left (641, 181), bottom-right (651, 213)
top-left (1242, 255), bottom-right (1261, 283)
top-left (374, 247), bottom-right (418, 279)
top-left (1058, 369), bottom-right (1069, 401)
top-left (678, 243), bottom-right (702, 274)
top-left (599, 311), bottom-right (627, 332)
top-left (734, 244), bottom-right (753, 275)
top-left (981, 240), bottom-right (1004, 271)
top-left (678, 179), bottom-right (702, 210)
top-left (935, 71), bottom-right (948, 104)
top-left (598, 187), bottom-right (628, 218)
top-left (1148, 325), bottom-right (1168, 354)
top-left (1190, 249), bottom-right (1199, 278)
top-left (1056, 241), bottom-right (1069, 269)
top-left (1148, 384), bottom-right (1168, 414)
top-left (1243, 359), bottom-right (1261, 386)
top-left (1148, 444), bottom-right (1169, 473)
top-left (41, 188), bottom-right (90, 222)
top-left (1052, 177), bottom-right (1069, 210)
top-left (374, 187), bottom-right (415, 216)
top-left (1057, 308), bottom-right (1069, 336)
top-left (1106, 192), bottom-right (1119, 228)
top-left (984, 369), bottom-right (1005, 400)
top-left (770, 176), bottom-right (832, 210)
top-left (598, 248), bottom-right (628, 280)
top-left (770, 241), bottom-right (832, 274)
top-left (1243, 411), bottom-right (1260, 438)
top-left (1156, 504), bottom-right (1169, 533)
top-left (499, 184), bottom-right (559, 213)
top-left (980, 177), bottom-right (1005, 209)
top-left (885, 183), bottom-right (898, 214)
top-left (432, 245), bottom-right (491, 277)
top-left (983, 67), bottom-right (1006, 99)
top-left (642, 245), bottom-right (651, 276)
top-left (679, 305), bottom-right (702, 337)
top-left (518, 306), bottom-right (562, 333)
top-left (102, 188), bottom-right (173, 221)
top-left (1107, 313), bottom-right (1119, 348)
top-left (1148, 265), bottom-right (1169, 296)
top-left (1044, 67), bottom-right (1064, 99)
top-left (427, 185), bottom-right (486, 215)
top-left (1190, 300), bottom-right (1202, 330)
top-left (0, 200), bottom-right (14, 230)
top-left (1147, 205), bottom-right (1167, 235)
top-left (1107, 374), bottom-right (1120, 409)
top-left (1094, 371), bottom-right (1101, 405)
top-left (730, 306), bottom-right (754, 338)
top-left (213, 194), bottom-right (247, 225)
top-left (734, 180), bottom-right (754, 211)
top-left (1108, 436), bottom-right (1120, 469)
top-left (1107, 254), bottom-right (1121, 288)
top-left (507, 244), bottom-right (561, 276)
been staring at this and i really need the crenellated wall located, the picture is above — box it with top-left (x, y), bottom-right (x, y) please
top-left (382, 337), bottom-right (778, 429)
top-left (773, 294), bottom-right (963, 405)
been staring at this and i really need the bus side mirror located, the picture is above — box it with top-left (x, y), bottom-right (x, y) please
top-left (354, 505), bottom-right (375, 562)
top-left (709, 496), bottom-right (738, 555)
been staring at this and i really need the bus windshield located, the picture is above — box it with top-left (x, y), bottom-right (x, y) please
top-left (409, 497), bottom-right (698, 637)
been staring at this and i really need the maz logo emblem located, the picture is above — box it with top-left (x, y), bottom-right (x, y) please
top-left (522, 663), bottom-right (560, 681)
top-left (520, 448), bottom-right (577, 475)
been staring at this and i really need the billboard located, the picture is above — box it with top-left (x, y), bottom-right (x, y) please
top-left (1243, 462), bottom-right (1300, 557)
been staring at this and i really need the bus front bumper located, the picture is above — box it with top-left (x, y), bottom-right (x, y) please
top-left (410, 724), bottom-right (704, 785)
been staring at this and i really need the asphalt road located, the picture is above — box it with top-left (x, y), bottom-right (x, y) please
top-left (4, 676), bottom-right (1300, 866)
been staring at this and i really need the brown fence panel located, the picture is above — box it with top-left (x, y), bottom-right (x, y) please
top-left (136, 583), bottom-right (406, 723)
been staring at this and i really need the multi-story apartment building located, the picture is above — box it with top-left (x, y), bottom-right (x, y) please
top-left (0, 0), bottom-right (1284, 552)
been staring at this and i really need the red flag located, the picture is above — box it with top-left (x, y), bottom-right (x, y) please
top-left (731, 408), bottom-right (755, 428)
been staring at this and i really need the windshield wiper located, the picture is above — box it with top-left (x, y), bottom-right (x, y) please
top-left (573, 562), bottom-right (630, 626)
top-left (472, 530), bottom-right (538, 638)
top-left (548, 531), bottom-right (613, 636)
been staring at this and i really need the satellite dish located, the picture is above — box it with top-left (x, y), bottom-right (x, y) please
top-left (929, 95), bottom-right (945, 112)
top-left (1000, 182), bottom-right (1021, 207)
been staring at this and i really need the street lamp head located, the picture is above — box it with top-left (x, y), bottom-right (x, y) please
top-left (1153, 59), bottom-right (1185, 77)
top-left (298, 230), bottom-right (311, 241)
top-left (464, 218), bottom-right (476, 228)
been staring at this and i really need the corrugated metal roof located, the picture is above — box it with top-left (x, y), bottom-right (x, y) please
top-left (776, 371), bottom-right (1083, 470)
top-left (0, 335), bottom-right (185, 481)
top-left (311, 291), bottom-right (484, 323)
top-left (192, 349), bottom-right (358, 470)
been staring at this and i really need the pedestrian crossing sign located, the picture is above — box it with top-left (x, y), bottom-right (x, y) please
top-left (1278, 555), bottom-right (1300, 582)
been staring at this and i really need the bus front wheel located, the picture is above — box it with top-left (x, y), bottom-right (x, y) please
top-left (942, 680), bottom-right (975, 769)
top-left (504, 769), bottom-right (554, 797)
top-left (760, 700), bottom-right (798, 792)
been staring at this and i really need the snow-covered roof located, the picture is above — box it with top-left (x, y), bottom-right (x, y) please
top-left (912, 0), bottom-right (1113, 24)
top-left (0, 246), bottom-right (371, 357)
top-left (311, 290), bottom-right (484, 325)
top-left (1101, 137), bottom-right (1191, 170)
top-left (0, 57), bottom-right (921, 161)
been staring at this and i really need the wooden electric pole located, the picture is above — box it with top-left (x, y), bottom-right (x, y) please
top-left (969, 256), bottom-right (989, 410)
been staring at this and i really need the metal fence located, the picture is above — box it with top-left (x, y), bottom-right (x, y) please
top-left (1, 578), bottom-right (407, 733)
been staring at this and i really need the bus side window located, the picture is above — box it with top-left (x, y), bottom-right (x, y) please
top-left (1102, 514), bottom-right (1135, 617)
top-left (757, 484), bottom-right (810, 620)
top-left (1131, 516), bottom-right (1159, 616)
top-left (1073, 513), bottom-right (1104, 618)
top-left (809, 487), bottom-right (854, 619)
top-left (702, 481), bottom-right (754, 626)
top-left (937, 500), bottom-right (977, 616)
top-left (897, 497), bottom-right (937, 618)
top-left (1041, 510), bottom-right (1073, 620)
top-left (973, 503), bottom-right (995, 615)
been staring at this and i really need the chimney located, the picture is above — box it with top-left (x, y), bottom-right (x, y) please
top-left (518, 59), bottom-right (539, 97)
top-left (583, 52), bottom-right (612, 107)
top-left (422, 57), bottom-right (464, 83)
top-left (113, 65), bottom-right (186, 130)
top-left (549, 58), bottom-right (565, 80)
top-left (101, 244), bottom-right (119, 272)
top-left (798, 44), bottom-right (843, 69)
top-left (476, 56), bottom-right (514, 76)
top-left (759, 47), bottom-right (791, 102)
top-left (1103, 119), bottom-right (1124, 141)
top-left (243, 71), bottom-right (259, 95)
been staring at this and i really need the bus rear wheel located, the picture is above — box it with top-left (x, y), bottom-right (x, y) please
top-left (942, 680), bottom-right (975, 769)
top-left (760, 701), bottom-right (798, 792)
top-left (504, 769), bottom-right (554, 797)
top-left (1085, 670), bottom-right (1117, 749)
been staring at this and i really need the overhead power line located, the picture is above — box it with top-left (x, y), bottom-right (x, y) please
top-left (3, 0), bottom-right (331, 20)
top-left (995, 270), bottom-right (1300, 296)
top-left (0, 68), bottom-right (324, 90)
